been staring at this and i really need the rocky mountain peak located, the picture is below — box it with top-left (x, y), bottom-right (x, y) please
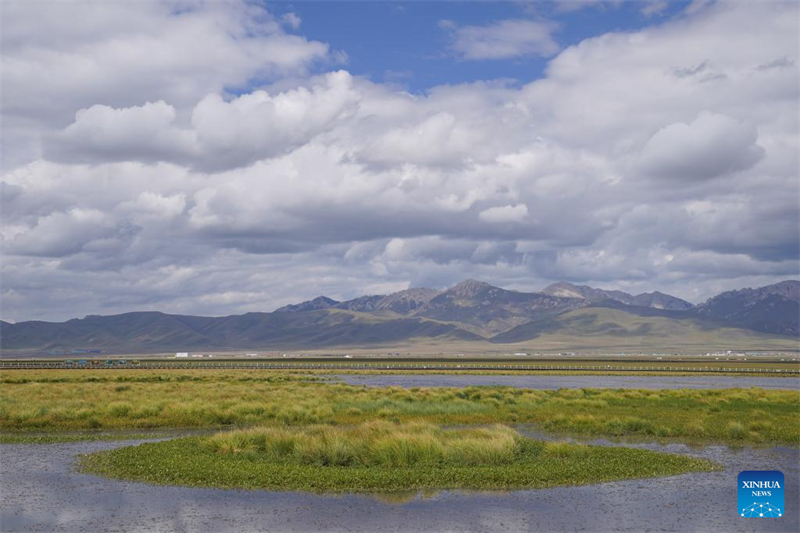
top-left (447, 279), bottom-right (495, 297)
top-left (542, 282), bottom-right (693, 311)
top-left (275, 295), bottom-right (339, 313)
top-left (542, 282), bottom-right (587, 299)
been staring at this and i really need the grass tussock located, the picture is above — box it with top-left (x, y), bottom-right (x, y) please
top-left (205, 422), bottom-right (521, 467)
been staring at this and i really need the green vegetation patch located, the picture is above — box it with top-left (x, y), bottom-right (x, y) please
top-left (0, 431), bottom-right (174, 444)
top-left (2, 370), bottom-right (799, 446)
top-left (79, 423), bottom-right (719, 493)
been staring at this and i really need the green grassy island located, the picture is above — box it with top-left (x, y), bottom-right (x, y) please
top-left (79, 422), bottom-right (719, 493)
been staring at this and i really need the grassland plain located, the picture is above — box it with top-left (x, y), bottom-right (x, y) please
top-left (2, 370), bottom-right (798, 446)
top-left (78, 422), bottom-right (720, 493)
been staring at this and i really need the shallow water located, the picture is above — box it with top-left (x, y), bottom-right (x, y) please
top-left (328, 373), bottom-right (800, 390)
top-left (1, 435), bottom-right (797, 532)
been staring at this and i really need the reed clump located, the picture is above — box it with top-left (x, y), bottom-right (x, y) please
top-left (205, 422), bottom-right (522, 467)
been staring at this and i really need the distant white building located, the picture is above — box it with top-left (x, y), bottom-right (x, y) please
top-left (175, 352), bottom-right (189, 358)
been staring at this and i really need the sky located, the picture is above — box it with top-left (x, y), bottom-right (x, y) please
top-left (1, 0), bottom-right (798, 322)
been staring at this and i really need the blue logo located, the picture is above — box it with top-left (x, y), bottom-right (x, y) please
top-left (738, 471), bottom-right (784, 518)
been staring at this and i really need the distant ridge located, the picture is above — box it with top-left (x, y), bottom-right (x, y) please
top-left (411, 279), bottom-right (582, 335)
top-left (0, 309), bottom-right (482, 354)
top-left (541, 282), bottom-right (693, 311)
top-left (696, 280), bottom-right (800, 336)
top-left (2, 280), bottom-right (798, 355)
top-left (275, 296), bottom-right (340, 313)
top-left (275, 288), bottom-right (441, 315)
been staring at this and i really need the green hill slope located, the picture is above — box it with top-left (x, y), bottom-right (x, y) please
top-left (0, 309), bottom-right (482, 355)
top-left (491, 307), bottom-right (798, 351)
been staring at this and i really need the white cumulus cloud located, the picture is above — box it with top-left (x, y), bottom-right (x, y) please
top-left (1, 0), bottom-right (797, 321)
top-left (638, 112), bottom-right (764, 180)
top-left (479, 205), bottom-right (529, 224)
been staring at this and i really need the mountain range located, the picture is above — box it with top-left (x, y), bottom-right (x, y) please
top-left (2, 280), bottom-right (798, 355)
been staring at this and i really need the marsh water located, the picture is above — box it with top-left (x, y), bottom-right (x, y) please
top-left (329, 373), bottom-right (800, 390)
top-left (1, 434), bottom-right (798, 532)
top-left (2, 374), bottom-right (797, 532)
